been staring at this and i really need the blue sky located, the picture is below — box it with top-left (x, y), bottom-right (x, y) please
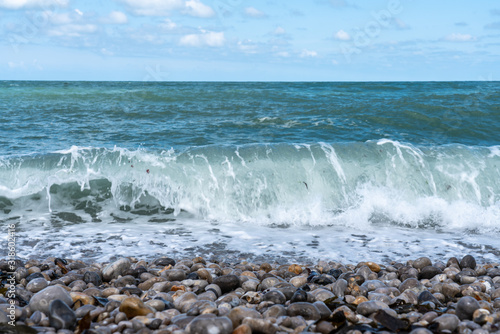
top-left (1, 0), bottom-right (499, 81)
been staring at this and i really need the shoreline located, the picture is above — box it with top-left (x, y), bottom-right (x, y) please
top-left (0, 255), bottom-right (499, 333)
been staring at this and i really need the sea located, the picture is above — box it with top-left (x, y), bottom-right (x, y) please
top-left (1, 81), bottom-right (499, 265)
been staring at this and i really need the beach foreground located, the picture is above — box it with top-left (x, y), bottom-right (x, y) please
top-left (0, 255), bottom-right (499, 333)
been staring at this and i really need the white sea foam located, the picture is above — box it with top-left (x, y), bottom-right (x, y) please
top-left (1, 142), bottom-right (499, 262)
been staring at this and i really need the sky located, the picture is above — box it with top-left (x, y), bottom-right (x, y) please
top-left (1, 0), bottom-right (499, 81)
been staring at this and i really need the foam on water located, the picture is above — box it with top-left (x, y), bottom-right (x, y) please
top-left (1, 141), bottom-right (499, 262)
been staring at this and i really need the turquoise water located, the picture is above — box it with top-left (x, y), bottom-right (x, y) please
top-left (1, 81), bottom-right (499, 263)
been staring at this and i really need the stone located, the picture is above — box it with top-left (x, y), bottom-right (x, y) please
top-left (275, 284), bottom-right (295, 300)
top-left (262, 305), bottom-right (286, 318)
top-left (289, 276), bottom-right (307, 288)
top-left (399, 278), bottom-right (421, 292)
top-left (356, 300), bottom-right (389, 316)
top-left (49, 299), bottom-right (77, 330)
top-left (367, 293), bottom-right (391, 304)
top-left (413, 257), bottom-right (432, 270)
top-left (290, 289), bottom-right (308, 303)
top-left (333, 278), bottom-right (348, 298)
top-left (417, 291), bottom-right (442, 306)
top-left (442, 282), bottom-right (460, 299)
top-left (241, 278), bottom-right (259, 291)
top-left (418, 266), bottom-right (442, 279)
top-left (186, 315), bottom-right (233, 334)
top-left (288, 264), bottom-right (303, 275)
top-left (361, 280), bottom-right (386, 292)
top-left (259, 277), bottom-right (282, 290)
top-left (409, 328), bottom-right (433, 334)
top-left (365, 262), bottom-right (381, 273)
top-left (83, 271), bottom-right (102, 286)
top-left (310, 274), bottom-right (334, 285)
top-left (154, 257), bottom-right (176, 267)
top-left (145, 300), bottom-right (165, 312)
top-left (119, 297), bottom-right (154, 319)
top-left (70, 292), bottom-right (95, 306)
top-left (102, 258), bottom-right (131, 281)
top-left (232, 324), bottom-right (252, 334)
top-left (75, 304), bottom-right (96, 318)
top-left (213, 275), bottom-right (240, 294)
top-left (310, 288), bottom-right (335, 302)
top-left (26, 277), bottom-right (49, 293)
top-left (313, 301), bottom-right (331, 320)
top-left (241, 318), bottom-right (276, 334)
top-left (228, 307), bottom-right (261, 328)
top-left (432, 314), bottom-right (460, 332)
top-left (114, 275), bottom-right (136, 288)
top-left (262, 290), bottom-right (286, 304)
top-left (29, 286), bottom-right (73, 314)
top-left (173, 292), bottom-right (198, 313)
top-left (287, 302), bottom-right (321, 320)
top-left (372, 309), bottom-right (409, 332)
top-left (460, 255), bottom-right (477, 270)
top-left (161, 269), bottom-right (186, 281)
top-left (455, 296), bottom-right (480, 320)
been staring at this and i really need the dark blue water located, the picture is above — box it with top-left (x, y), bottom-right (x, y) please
top-left (1, 81), bottom-right (499, 263)
top-left (1, 81), bottom-right (499, 156)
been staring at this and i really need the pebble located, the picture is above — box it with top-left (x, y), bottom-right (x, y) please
top-left (3, 255), bottom-right (500, 334)
top-left (356, 300), bottom-right (389, 316)
top-left (48, 299), bottom-right (77, 330)
top-left (102, 258), bottom-right (131, 281)
top-left (262, 290), bottom-right (286, 304)
top-left (432, 314), bottom-right (460, 332)
top-left (287, 302), bottom-right (321, 320)
top-left (213, 275), bottom-right (240, 293)
top-left (456, 295), bottom-right (480, 320)
top-left (460, 255), bottom-right (477, 270)
top-left (119, 297), bottom-right (154, 318)
top-left (26, 277), bottom-right (48, 293)
top-left (83, 271), bottom-right (103, 286)
top-left (29, 285), bottom-right (73, 314)
top-left (186, 315), bottom-right (233, 334)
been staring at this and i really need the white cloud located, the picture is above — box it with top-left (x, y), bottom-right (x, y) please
top-left (101, 48), bottom-right (114, 56)
top-left (392, 18), bottom-right (410, 30)
top-left (245, 7), bottom-right (266, 18)
top-left (444, 33), bottom-right (476, 42)
top-left (103, 11), bottom-right (128, 24)
top-left (120, 0), bottom-right (184, 16)
top-left (0, 0), bottom-right (67, 9)
top-left (300, 49), bottom-right (318, 58)
top-left (50, 12), bottom-right (74, 25)
top-left (180, 30), bottom-right (225, 47)
top-left (275, 51), bottom-right (289, 57)
top-left (273, 27), bottom-right (286, 35)
top-left (238, 40), bottom-right (258, 54)
top-left (334, 29), bottom-right (351, 41)
top-left (74, 9), bottom-right (83, 16)
top-left (8, 61), bottom-right (25, 68)
top-left (159, 18), bottom-right (177, 30)
top-left (48, 24), bottom-right (98, 37)
top-left (120, 0), bottom-right (213, 17)
top-left (184, 0), bottom-right (214, 18)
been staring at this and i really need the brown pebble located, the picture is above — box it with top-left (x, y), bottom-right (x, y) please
top-left (232, 324), bottom-right (252, 334)
top-left (260, 263), bottom-right (272, 273)
top-left (119, 297), bottom-right (154, 319)
top-left (288, 264), bottom-right (303, 275)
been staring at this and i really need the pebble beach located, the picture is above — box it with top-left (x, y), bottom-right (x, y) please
top-left (1, 254), bottom-right (500, 333)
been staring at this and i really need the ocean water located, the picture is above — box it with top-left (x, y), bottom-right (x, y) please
top-left (1, 81), bottom-right (499, 264)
